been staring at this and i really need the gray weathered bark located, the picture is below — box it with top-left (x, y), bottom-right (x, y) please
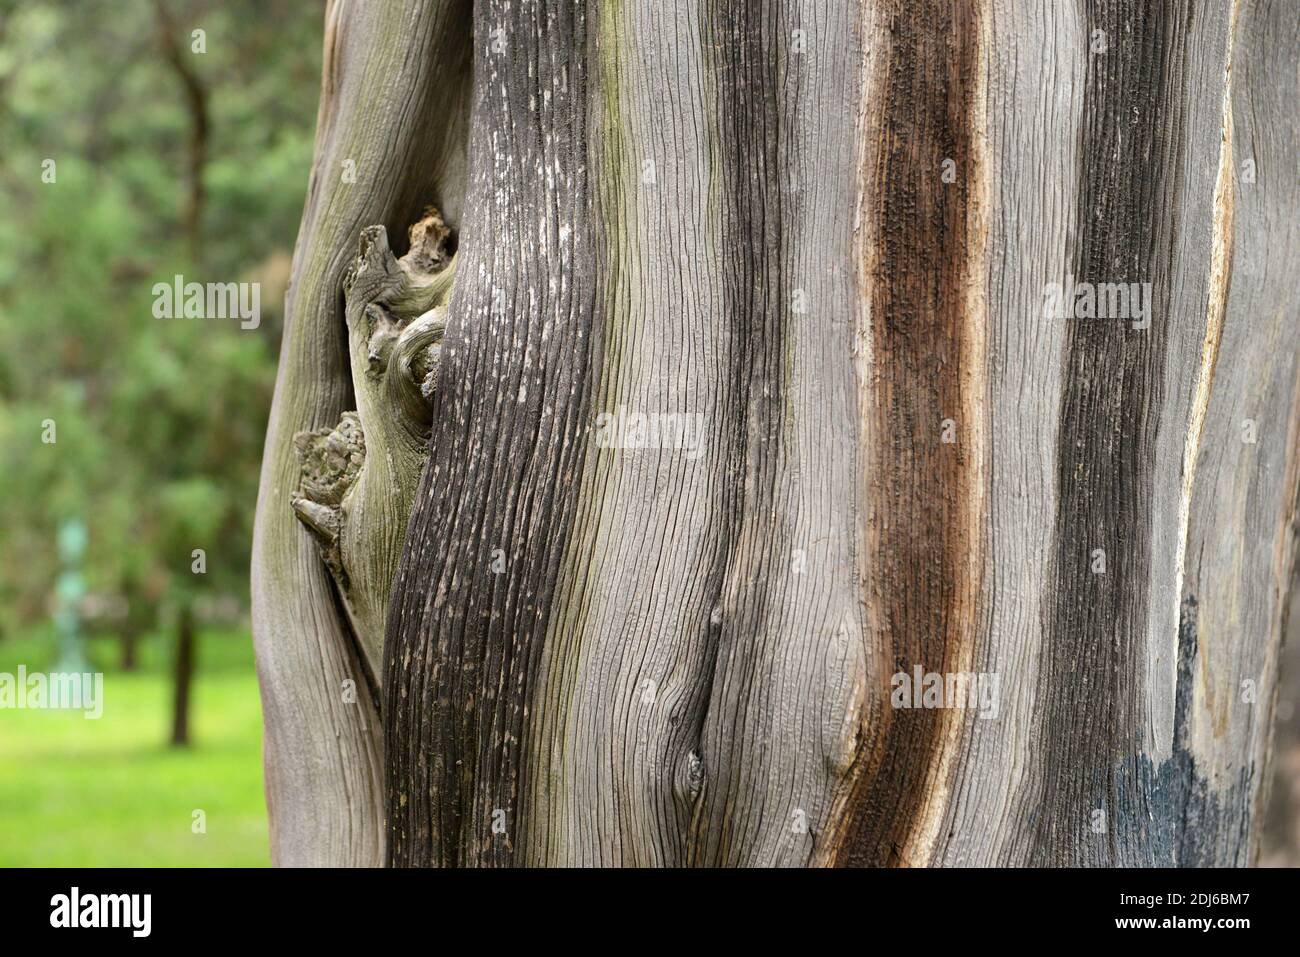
top-left (253, 0), bottom-right (1299, 867)
top-left (251, 0), bottom-right (471, 867)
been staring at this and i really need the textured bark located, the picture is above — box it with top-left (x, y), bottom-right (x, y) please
top-left (251, 0), bottom-right (472, 867)
top-left (835, 0), bottom-right (989, 867)
top-left (256, 0), bottom-right (1299, 867)
top-left (291, 209), bottom-right (456, 673)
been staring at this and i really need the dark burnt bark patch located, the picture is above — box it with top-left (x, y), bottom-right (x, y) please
top-left (836, 0), bottom-right (984, 866)
top-left (1123, 596), bottom-right (1253, 866)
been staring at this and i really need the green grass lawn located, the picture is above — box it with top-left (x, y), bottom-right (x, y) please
top-left (0, 626), bottom-right (269, 866)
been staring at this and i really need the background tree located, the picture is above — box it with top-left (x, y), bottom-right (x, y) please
top-left (253, 0), bottom-right (1299, 867)
top-left (0, 0), bottom-right (319, 727)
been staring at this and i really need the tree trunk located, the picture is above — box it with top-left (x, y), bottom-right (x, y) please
top-left (120, 625), bottom-right (139, 672)
top-left (252, 0), bottom-right (1300, 867)
top-left (251, 0), bottom-right (472, 867)
top-left (119, 580), bottom-right (150, 673)
top-left (154, 0), bottom-right (209, 266)
top-left (170, 602), bottom-right (196, 748)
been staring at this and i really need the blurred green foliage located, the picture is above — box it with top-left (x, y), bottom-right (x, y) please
top-left (0, 0), bottom-right (324, 635)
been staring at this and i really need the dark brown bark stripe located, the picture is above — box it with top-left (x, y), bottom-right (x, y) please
top-left (1031, 0), bottom-right (1190, 866)
top-left (835, 0), bottom-right (987, 866)
top-left (383, 0), bottom-right (604, 866)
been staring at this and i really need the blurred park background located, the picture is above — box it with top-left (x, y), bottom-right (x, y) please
top-left (0, 0), bottom-right (324, 866)
top-left (0, 0), bottom-right (1298, 869)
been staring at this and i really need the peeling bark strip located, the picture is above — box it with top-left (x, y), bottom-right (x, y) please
top-left (1031, 0), bottom-right (1190, 866)
top-left (834, 0), bottom-right (986, 867)
top-left (383, 0), bottom-right (603, 867)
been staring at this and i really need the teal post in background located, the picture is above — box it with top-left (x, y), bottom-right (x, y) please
top-left (54, 518), bottom-right (89, 675)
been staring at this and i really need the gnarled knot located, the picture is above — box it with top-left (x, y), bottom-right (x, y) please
top-left (290, 411), bottom-right (365, 589)
top-left (287, 203), bottom-right (458, 667)
top-left (294, 411), bottom-right (364, 504)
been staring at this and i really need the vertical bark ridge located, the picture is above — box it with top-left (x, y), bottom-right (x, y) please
top-left (1172, 0), bottom-right (1237, 682)
top-left (638, 0), bottom-right (869, 867)
top-left (383, 0), bottom-right (604, 867)
top-left (679, 0), bottom-right (792, 866)
top-left (517, 0), bottom-right (730, 867)
top-left (926, 0), bottom-right (1278, 867)
top-left (923, 1), bottom-right (1087, 866)
top-left (251, 0), bottom-right (472, 867)
top-left (1030, 0), bottom-right (1191, 866)
top-left (519, 0), bottom-right (868, 866)
top-left (834, 0), bottom-right (989, 866)
top-left (1170, 0), bottom-right (1300, 865)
